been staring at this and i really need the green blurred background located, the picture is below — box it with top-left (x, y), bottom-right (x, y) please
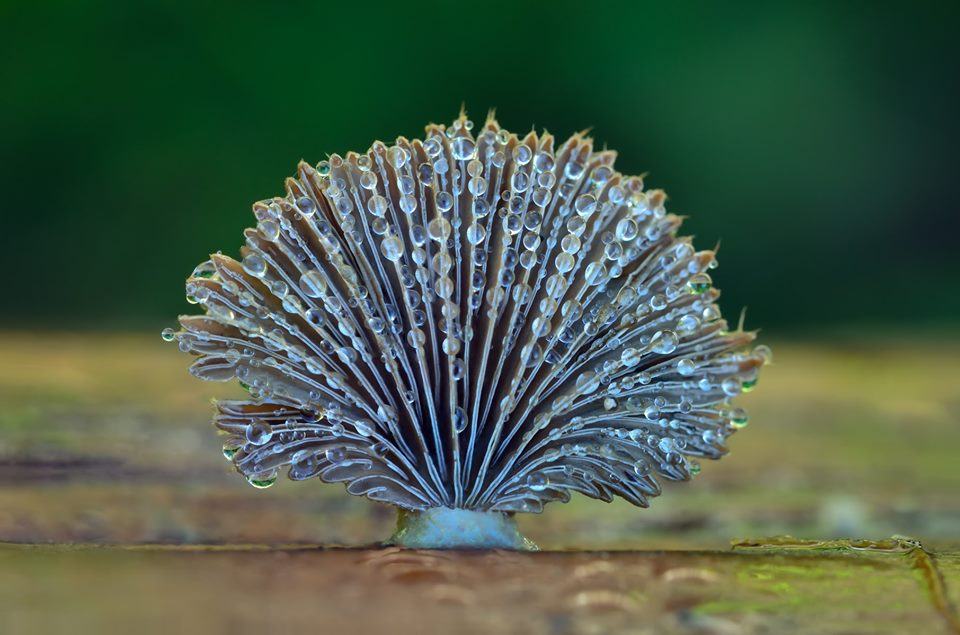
top-left (2, 0), bottom-right (957, 333)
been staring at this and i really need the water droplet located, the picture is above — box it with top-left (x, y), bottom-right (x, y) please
top-left (452, 137), bottom-right (476, 160)
top-left (424, 137), bottom-right (442, 157)
top-left (407, 328), bottom-right (425, 348)
top-left (651, 330), bottom-right (679, 355)
top-left (677, 314), bottom-right (701, 335)
top-left (290, 449), bottom-right (317, 479)
top-left (380, 236), bottom-right (404, 261)
top-left (245, 421), bottom-right (272, 446)
top-left (387, 146), bottom-right (408, 168)
top-left (454, 407), bottom-right (467, 433)
top-left (367, 195), bottom-right (388, 216)
top-left (576, 371), bottom-right (600, 394)
top-left (533, 152), bottom-right (554, 172)
top-left (259, 219), bottom-right (280, 241)
top-left (512, 144), bottom-right (532, 165)
top-left (564, 161), bottom-right (585, 180)
top-left (192, 261), bottom-right (217, 279)
top-left (677, 358), bottom-right (696, 376)
top-left (325, 447), bottom-right (346, 463)
top-left (721, 377), bottom-right (742, 396)
top-left (247, 470), bottom-right (277, 489)
top-left (427, 217), bottom-right (451, 241)
top-left (621, 348), bottom-right (642, 367)
top-left (527, 472), bottom-right (549, 492)
top-left (354, 419), bottom-right (374, 437)
top-left (295, 197), bottom-right (315, 216)
top-left (574, 194), bottom-right (597, 216)
top-left (242, 253), bottom-right (267, 278)
top-left (466, 222), bottom-right (486, 245)
top-left (754, 345), bottom-right (773, 365)
top-left (299, 270), bottom-right (327, 298)
top-left (688, 273), bottom-right (712, 294)
top-left (222, 439), bottom-right (242, 460)
top-left (160, 327), bottom-right (176, 342)
top-left (730, 408), bottom-right (749, 428)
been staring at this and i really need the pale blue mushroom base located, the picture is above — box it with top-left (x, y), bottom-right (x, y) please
top-left (389, 508), bottom-right (538, 550)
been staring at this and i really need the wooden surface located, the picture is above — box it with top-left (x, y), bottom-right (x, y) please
top-left (1, 332), bottom-right (958, 633)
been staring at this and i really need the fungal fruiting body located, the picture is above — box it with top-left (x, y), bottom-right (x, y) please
top-left (166, 112), bottom-right (768, 549)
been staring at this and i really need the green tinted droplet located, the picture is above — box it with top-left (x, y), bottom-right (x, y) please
top-left (316, 160), bottom-right (331, 176)
top-left (689, 461), bottom-right (702, 476)
top-left (687, 273), bottom-right (712, 294)
top-left (192, 261), bottom-right (217, 278)
top-left (160, 327), bottom-right (176, 342)
top-left (247, 475), bottom-right (276, 489)
top-left (742, 378), bottom-right (758, 393)
top-left (222, 444), bottom-right (240, 460)
top-left (238, 381), bottom-right (252, 394)
top-left (730, 408), bottom-right (749, 428)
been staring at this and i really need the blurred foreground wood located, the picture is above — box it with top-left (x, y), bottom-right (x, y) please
top-left (0, 332), bottom-right (958, 633)
top-left (2, 540), bottom-right (958, 634)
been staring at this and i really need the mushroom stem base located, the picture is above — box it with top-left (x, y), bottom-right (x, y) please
top-left (388, 507), bottom-right (538, 550)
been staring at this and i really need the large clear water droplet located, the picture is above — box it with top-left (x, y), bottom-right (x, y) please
top-left (527, 472), bottom-right (549, 492)
top-left (299, 270), bottom-right (327, 298)
top-left (245, 421), bottom-right (272, 446)
top-left (247, 470), bottom-right (277, 489)
top-left (651, 330), bottom-right (679, 355)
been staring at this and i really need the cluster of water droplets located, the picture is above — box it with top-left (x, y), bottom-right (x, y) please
top-left (166, 113), bottom-right (768, 512)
